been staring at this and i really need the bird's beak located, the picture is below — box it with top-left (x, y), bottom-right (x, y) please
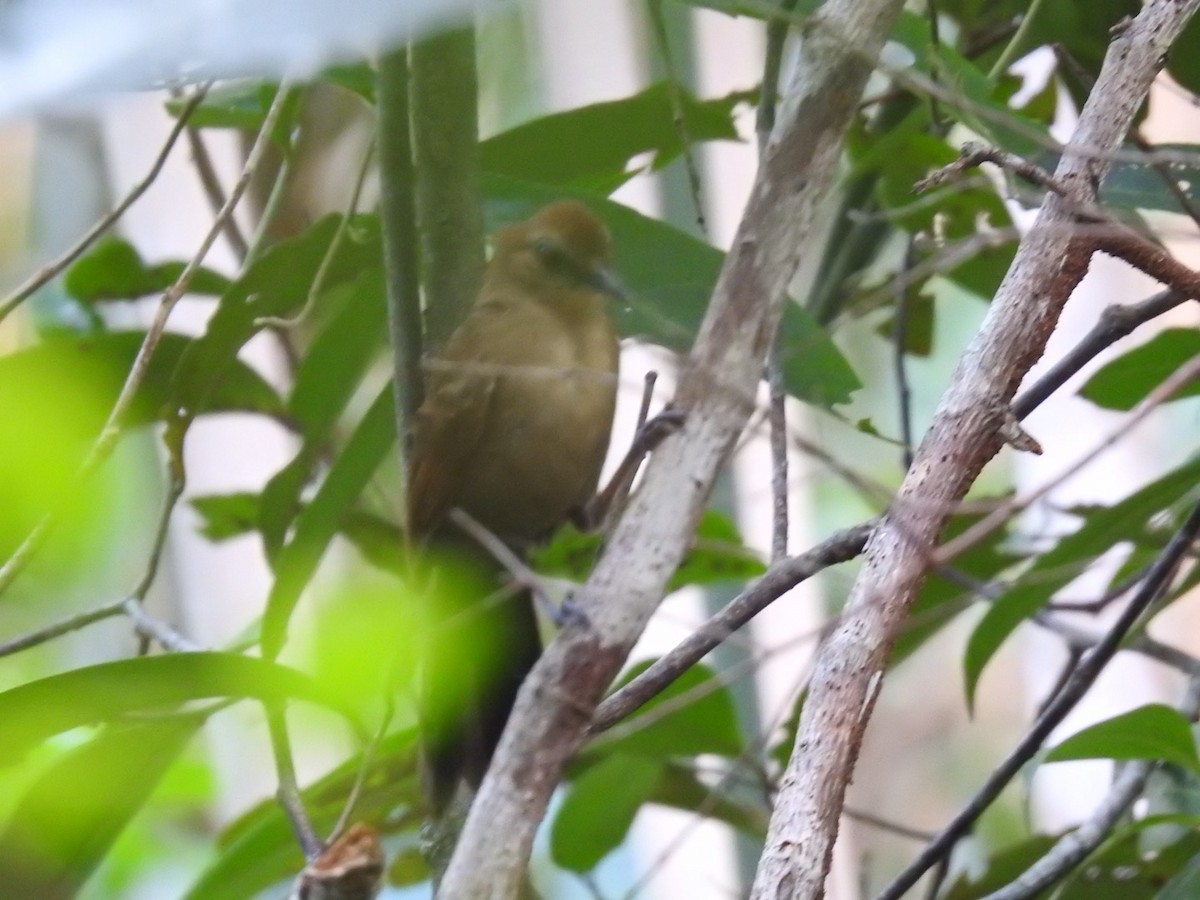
top-left (587, 266), bottom-right (627, 302)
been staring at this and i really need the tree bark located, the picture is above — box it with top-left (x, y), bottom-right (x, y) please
top-left (749, 2), bottom-right (1200, 898)
top-left (436, 0), bottom-right (907, 896)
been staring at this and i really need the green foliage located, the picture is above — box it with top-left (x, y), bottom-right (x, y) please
top-left (1045, 705), bottom-right (1200, 774)
top-left (7, 1), bottom-right (1200, 893)
top-left (1079, 328), bottom-right (1200, 410)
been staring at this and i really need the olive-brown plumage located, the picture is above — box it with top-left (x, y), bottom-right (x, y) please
top-left (409, 201), bottom-right (621, 808)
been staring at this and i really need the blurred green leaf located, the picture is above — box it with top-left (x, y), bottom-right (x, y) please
top-left (552, 753), bottom-right (662, 872)
top-left (259, 267), bottom-right (387, 558)
top-left (320, 62), bottom-right (376, 102)
top-left (191, 492), bottom-right (261, 541)
top-left (64, 237), bottom-right (231, 303)
top-left (261, 384), bottom-right (397, 659)
top-left (1046, 705), bottom-right (1200, 774)
top-left (481, 83), bottom-right (754, 193)
top-left (0, 654), bottom-right (348, 765)
top-left (942, 834), bottom-right (1061, 900)
top-left (1056, 817), bottom-right (1200, 899)
top-left (0, 716), bottom-right (201, 900)
top-left (1079, 329), bottom-right (1200, 411)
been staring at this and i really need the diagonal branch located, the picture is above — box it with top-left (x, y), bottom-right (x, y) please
top-left (437, 1), bottom-right (909, 896)
top-left (752, 2), bottom-right (1200, 898)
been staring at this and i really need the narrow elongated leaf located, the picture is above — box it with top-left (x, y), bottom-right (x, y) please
top-left (261, 384), bottom-right (397, 658)
top-left (0, 716), bottom-right (201, 900)
top-left (0, 654), bottom-right (347, 764)
top-left (259, 268), bottom-right (388, 558)
top-left (964, 456), bottom-right (1200, 706)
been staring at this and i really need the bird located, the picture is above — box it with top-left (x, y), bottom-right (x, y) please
top-left (407, 200), bottom-right (622, 811)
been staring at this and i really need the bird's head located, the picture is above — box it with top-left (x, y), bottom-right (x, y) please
top-left (489, 201), bottom-right (626, 302)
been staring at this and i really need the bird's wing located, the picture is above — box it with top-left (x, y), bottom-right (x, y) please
top-left (407, 299), bottom-right (513, 537)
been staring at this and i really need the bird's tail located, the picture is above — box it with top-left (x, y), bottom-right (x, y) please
top-left (417, 536), bottom-right (542, 813)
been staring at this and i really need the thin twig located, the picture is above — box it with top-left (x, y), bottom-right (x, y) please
top-left (934, 353), bottom-right (1200, 565)
top-left (757, 0), bottom-right (803, 150)
top-left (0, 600), bottom-right (127, 658)
top-left (331, 696), bottom-right (395, 841)
top-left (1012, 289), bottom-right (1193, 418)
top-left (590, 522), bottom-right (873, 733)
top-left (447, 508), bottom-right (561, 620)
top-left (0, 84), bottom-right (212, 326)
top-left (894, 238), bottom-right (917, 470)
top-left (877, 496), bottom-right (1200, 900)
top-left (767, 340), bottom-right (790, 562)
top-left (185, 125), bottom-right (250, 259)
top-left (647, 0), bottom-right (707, 234)
top-left (269, 705), bottom-right (324, 861)
top-left (256, 136), bottom-right (377, 329)
top-left (0, 80), bottom-right (293, 600)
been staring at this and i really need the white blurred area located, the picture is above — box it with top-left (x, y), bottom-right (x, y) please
top-left (2, 1), bottom-right (1200, 899)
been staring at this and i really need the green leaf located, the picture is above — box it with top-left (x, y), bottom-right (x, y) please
top-left (320, 62), bottom-right (376, 103)
top-left (64, 237), bottom-right (231, 303)
top-left (1056, 816), bottom-right (1200, 899)
top-left (0, 331), bottom-right (284, 431)
top-left (598, 662), bottom-right (742, 759)
top-left (1046, 705), bottom-right (1200, 774)
top-left (191, 492), bottom-right (261, 541)
top-left (261, 384), bottom-right (397, 659)
top-left (941, 834), bottom-right (1062, 900)
top-left (0, 716), bottom-right (201, 900)
top-left (259, 268), bottom-right (388, 558)
top-left (481, 83), bottom-right (753, 193)
top-left (551, 753), bottom-right (662, 872)
top-left (484, 175), bottom-right (860, 407)
top-left (1079, 329), bottom-right (1200, 411)
top-left (964, 456), bottom-right (1200, 706)
top-left (170, 213), bottom-right (381, 417)
top-left (0, 654), bottom-right (348, 765)
top-left (669, 510), bottom-right (766, 590)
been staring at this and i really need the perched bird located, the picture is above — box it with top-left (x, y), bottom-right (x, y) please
top-left (408, 201), bottom-right (622, 810)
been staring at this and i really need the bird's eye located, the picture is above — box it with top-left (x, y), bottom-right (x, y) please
top-left (533, 237), bottom-right (561, 263)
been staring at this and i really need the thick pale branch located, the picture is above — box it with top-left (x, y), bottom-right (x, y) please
top-left (752, 2), bottom-right (1200, 898)
top-left (436, 0), bottom-right (907, 896)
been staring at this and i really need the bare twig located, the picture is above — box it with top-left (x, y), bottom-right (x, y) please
top-left (0, 84), bottom-right (212, 326)
top-left (935, 353), bottom-right (1200, 565)
top-left (1013, 289), bottom-right (1193, 418)
top-left (590, 522), bottom-right (872, 733)
top-left (877, 496), bottom-right (1200, 900)
top-left (185, 125), bottom-right (251, 259)
top-left (269, 705), bottom-right (324, 861)
top-left (0, 80), bottom-right (293, 599)
top-left (764, 4), bottom-right (1200, 897)
top-left (256, 136), bottom-right (377, 329)
top-left (647, 0), bottom-right (707, 234)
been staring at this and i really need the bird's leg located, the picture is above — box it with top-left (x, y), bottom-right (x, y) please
top-left (576, 406), bottom-right (685, 532)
